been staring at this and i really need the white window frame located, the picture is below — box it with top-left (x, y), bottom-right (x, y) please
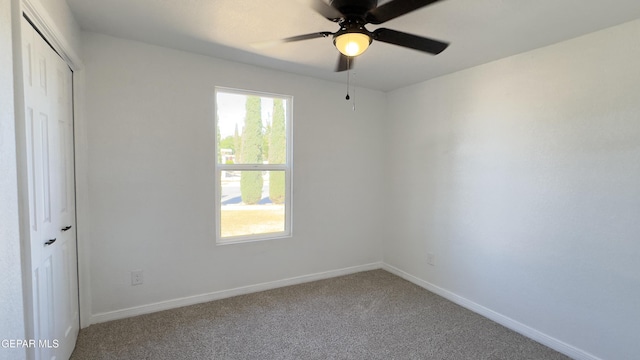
top-left (214, 87), bottom-right (293, 245)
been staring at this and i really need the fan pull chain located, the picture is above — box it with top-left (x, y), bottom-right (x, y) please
top-left (344, 58), bottom-right (356, 111)
top-left (345, 57), bottom-right (351, 101)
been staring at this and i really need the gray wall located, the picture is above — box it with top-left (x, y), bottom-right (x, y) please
top-left (385, 18), bottom-right (640, 360)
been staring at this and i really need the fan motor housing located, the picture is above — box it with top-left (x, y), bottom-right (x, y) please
top-left (330, 0), bottom-right (378, 16)
top-left (335, 18), bottom-right (372, 38)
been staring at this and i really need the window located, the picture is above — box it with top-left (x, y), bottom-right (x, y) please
top-left (215, 88), bottom-right (292, 244)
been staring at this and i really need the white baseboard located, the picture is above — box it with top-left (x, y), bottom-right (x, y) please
top-left (381, 263), bottom-right (602, 360)
top-left (90, 262), bottom-right (382, 325)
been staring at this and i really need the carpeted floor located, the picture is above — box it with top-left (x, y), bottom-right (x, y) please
top-left (71, 270), bottom-right (570, 359)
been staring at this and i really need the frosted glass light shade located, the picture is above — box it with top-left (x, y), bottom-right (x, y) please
top-left (334, 33), bottom-right (371, 57)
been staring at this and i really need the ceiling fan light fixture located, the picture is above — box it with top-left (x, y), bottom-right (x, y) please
top-left (334, 32), bottom-right (371, 57)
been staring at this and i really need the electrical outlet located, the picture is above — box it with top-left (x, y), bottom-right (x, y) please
top-left (427, 253), bottom-right (435, 266)
top-left (131, 270), bottom-right (144, 286)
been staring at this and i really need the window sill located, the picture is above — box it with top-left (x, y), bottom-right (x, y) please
top-left (216, 232), bottom-right (292, 246)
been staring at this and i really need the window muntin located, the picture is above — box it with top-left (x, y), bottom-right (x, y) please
top-left (215, 88), bottom-right (292, 244)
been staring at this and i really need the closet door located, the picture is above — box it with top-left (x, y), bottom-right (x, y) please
top-left (22, 17), bottom-right (79, 360)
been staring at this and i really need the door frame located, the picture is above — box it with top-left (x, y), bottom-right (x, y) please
top-left (14, 2), bottom-right (93, 355)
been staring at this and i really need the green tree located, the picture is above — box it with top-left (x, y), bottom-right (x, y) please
top-left (269, 99), bottom-right (286, 204)
top-left (220, 136), bottom-right (235, 154)
top-left (233, 123), bottom-right (242, 163)
top-left (240, 96), bottom-right (263, 204)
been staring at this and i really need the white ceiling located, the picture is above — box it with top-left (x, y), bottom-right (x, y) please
top-left (66, 0), bottom-right (640, 91)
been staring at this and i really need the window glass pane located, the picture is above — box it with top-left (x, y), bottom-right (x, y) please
top-left (220, 170), bottom-right (286, 239)
top-left (216, 92), bottom-right (287, 165)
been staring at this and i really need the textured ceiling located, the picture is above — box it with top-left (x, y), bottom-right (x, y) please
top-left (66, 0), bottom-right (640, 91)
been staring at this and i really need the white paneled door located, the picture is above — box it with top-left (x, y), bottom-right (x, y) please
top-left (21, 17), bottom-right (79, 360)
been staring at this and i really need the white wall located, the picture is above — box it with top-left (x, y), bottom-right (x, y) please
top-left (33, 0), bottom-right (81, 52)
top-left (8, 1), bottom-right (640, 358)
top-left (81, 32), bottom-right (385, 319)
top-left (385, 19), bottom-right (640, 360)
top-left (0, 1), bottom-right (26, 359)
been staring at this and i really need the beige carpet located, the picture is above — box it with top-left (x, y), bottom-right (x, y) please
top-left (71, 270), bottom-right (570, 359)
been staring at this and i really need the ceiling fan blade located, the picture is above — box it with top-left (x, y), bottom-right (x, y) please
top-left (373, 28), bottom-right (448, 54)
top-left (366, 0), bottom-right (441, 25)
top-left (299, 0), bottom-right (343, 21)
top-left (335, 53), bottom-right (354, 72)
top-left (280, 32), bottom-right (334, 43)
top-left (253, 32), bottom-right (333, 49)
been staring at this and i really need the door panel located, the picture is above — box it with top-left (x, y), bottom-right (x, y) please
top-left (22, 17), bottom-right (79, 360)
top-left (40, 112), bottom-right (52, 226)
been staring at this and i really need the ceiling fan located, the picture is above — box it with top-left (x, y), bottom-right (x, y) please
top-left (258, 0), bottom-right (450, 72)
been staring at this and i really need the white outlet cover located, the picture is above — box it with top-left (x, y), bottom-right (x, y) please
top-left (131, 270), bottom-right (144, 285)
top-left (427, 253), bottom-right (435, 266)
